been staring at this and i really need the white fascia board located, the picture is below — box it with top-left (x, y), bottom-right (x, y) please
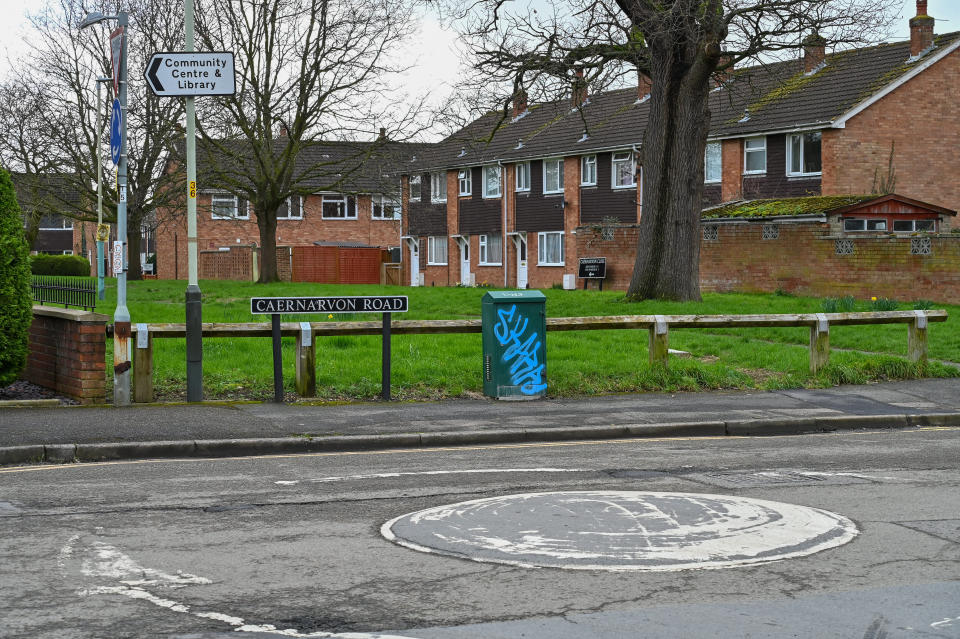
top-left (832, 39), bottom-right (960, 129)
top-left (707, 123), bottom-right (833, 142)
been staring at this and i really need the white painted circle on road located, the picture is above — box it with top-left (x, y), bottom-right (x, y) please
top-left (382, 491), bottom-right (858, 571)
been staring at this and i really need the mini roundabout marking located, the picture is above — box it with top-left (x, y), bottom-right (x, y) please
top-left (381, 491), bottom-right (858, 571)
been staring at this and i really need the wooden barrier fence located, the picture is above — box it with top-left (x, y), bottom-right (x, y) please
top-left (126, 310), bottom-right (946, 403)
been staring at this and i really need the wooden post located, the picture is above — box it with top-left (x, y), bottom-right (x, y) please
top-left (809, 313), bottom-right (830, 374)
top-left (908, 311), bottom-right (928, 363)
top-left (295, 322), bottom-right (316, 397)
top-left (648, 315), bottom-right (669, 366)
top-left (133, 323), bottom-right (154, 403)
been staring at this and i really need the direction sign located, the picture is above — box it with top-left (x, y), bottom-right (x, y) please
top-left (110, 98), bottom-right (122, 165)
top-left (145, 52), bottom-right (235, 97)
top-left (578, 257), bottom-right (606, 279)
top-left (109, 27), bottom-right (124, 96)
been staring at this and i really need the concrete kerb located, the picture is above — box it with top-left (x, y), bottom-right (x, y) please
top-left (1, 413), bottom-right (958, 467)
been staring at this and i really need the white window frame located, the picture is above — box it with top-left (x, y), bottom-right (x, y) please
top-left (458, 169), bottom-right (472, 196)
top-left (430, 172), bottom-right (447, 203)
top-left (843, 218), bottom-right (887, 232)
top-left (320, 194), bottom-right (356, 220)
top-left (581, 155), bottom-right (597, 186)
top-left (39, 216), bottom-right (73, 230)
top-left (611, 151), bottom-right (636, 189)
top-left (483, 165), bottom-right (502, 198)
top-left (515, 162), bottom-right (531, 192)
top-left (744, 137), bottom-right (767, 175)
top-left (478, 233), bottom-right (503, 265)
top-left (276, 195), bottom-right (303, 220)
top-left (704, 142), bottom-right (722, 183)
top-left (537, 231), bottom-right (564, 266)
top-left (893, 219), bottom-right (936, 233)
top-left (786, 132), bottom-right (823, 177)
top-left (372, 194), bottom-right (401, 220)
top-left (409, 175), bottom-right (421, 203)
top-left (427, 236), bottom-right (448, 265)
top-left (543, 158), bottom-right (564, 194)
top-left (211, 193), bottom-right (242, 220)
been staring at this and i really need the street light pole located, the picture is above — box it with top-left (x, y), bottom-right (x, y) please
top-left (184, 0), bottom-right (203, 402)
top-left (95, 77), bottom-right (110, 301)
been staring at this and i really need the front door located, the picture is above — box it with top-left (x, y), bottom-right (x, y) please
top-left (515, 234), bottom-right (528, 289)
top-left (407, 239), bottom-right (420, 287)
top-left (460, 236), bottom-right (471, 286)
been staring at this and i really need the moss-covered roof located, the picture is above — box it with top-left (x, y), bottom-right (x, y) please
top-left (702, 195), bottom-right (878, 219)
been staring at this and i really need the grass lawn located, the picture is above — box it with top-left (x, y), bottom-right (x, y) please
top-left (73, 278), bottom-right (960, 401)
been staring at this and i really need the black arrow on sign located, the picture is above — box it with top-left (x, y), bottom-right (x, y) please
top-left (147, 57), bottom-right (164, 93)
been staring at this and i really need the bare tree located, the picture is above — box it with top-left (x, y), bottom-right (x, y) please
top-left (192, 0), bottom-right (423, 283)
top-left (444, 0), bottom-right (900, 300)
top-left (3, 0), bottom-right (185, 279)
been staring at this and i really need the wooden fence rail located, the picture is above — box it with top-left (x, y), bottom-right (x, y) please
top-left (124, 310), bottom-right (946, 403)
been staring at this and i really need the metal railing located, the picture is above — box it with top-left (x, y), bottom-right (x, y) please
top-left (31, 276), bottom-right (97, 311)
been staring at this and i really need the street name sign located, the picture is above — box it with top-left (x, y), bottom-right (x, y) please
top-left (251, 296), bottom-right (409, 314)
top-left (145, 52), bottom-right (235, 97)
top-left (578, 257), bottom-right (607, 279)
top-left (110, 98), bottom-right (122, 165)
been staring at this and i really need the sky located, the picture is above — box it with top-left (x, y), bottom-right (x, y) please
top-left (0, 0), bottom-right (956, 137)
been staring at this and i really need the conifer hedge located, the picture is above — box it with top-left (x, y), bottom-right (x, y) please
top-left (0, 168), bottom-right (33, 386)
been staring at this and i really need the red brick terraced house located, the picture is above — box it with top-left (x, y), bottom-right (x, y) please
top-left (401, 2), bottom-right (960, 300)
top-left (154, 139), bottom-right (423, 281)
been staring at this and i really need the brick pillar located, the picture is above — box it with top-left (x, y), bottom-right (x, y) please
top-left (26, 307), bottom-right (108, 404)
top-left (721, 139), bottom-right (743, 202)
top-left (563, 156), bottom-right (580, 284)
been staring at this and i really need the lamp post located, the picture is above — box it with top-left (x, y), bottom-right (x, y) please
top-left (95, 76), bottom-right (110, 300)
top-left (81, 11), bottom-right (131, 406)
top-left (184, 0), bottom-right (203, 402)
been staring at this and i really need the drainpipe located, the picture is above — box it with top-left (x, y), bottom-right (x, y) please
top-left (499, 160), bottom-right (508, 287)
top-left (632, 144), bottom-right (643, 217)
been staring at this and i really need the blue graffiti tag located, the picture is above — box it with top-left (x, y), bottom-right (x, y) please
top-left (494, 304), bottom-right (547, 395)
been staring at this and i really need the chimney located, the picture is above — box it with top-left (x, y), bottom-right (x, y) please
top-left (910, 0), bottom-right (935, 57)
top-left (512, 88), bottom-right (528, 118)
top-left (803, 32), bottom-right (827, 73)
top-left (571, 67), bottom-right (588, 108)
top-left (637, 73), bottom-right (652, 100)
top-left (378, 127), bottom-right (387, 141)
top-left (712, 54), bottom-right (734, 88)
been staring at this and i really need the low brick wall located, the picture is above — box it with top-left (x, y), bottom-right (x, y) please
top-left (26, 306), bottom-right (108, 404)
top-left (576, 223), bottom-right (960, 303)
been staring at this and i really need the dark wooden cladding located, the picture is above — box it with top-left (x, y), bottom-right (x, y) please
top-left (407, 172), bottom-right (446, 236)
top-left (515, 159), bottom-right (564, 232)
top-left (740, 134), bottom-right (821, 200)
top-left (702, 185), bottom-right (722, 208)
top-left (459, 198), bottom-right (502, 234)
top-left (580, 153), bottom-right (637, 224)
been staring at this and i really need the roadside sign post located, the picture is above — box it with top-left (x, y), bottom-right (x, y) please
top-left (251, 296), bottom-right (409, 403)
top-left (578, 257), bottom-right (607, 291)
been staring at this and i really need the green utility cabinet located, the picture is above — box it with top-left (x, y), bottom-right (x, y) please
top-left (481, 290), bottom-right (547, 400)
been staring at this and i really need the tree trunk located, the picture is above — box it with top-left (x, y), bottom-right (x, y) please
top-left (257, 208), bottom-right (279, 283)
top-left (626, 46), bottom-right (713, 301)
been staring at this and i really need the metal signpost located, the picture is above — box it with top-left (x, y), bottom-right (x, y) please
top-left (145, 3), bottom-right (236, 403)
top-left (250, 296), bottom-right (409, 403)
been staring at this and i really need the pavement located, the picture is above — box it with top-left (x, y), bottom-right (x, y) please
top-left (1, 378), bottom-right (960, 467)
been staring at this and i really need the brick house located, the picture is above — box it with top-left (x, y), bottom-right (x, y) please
top-left (12, 173), bottom-right (81, 256)
top-left (153, 139), bottom-right (421, 280)
top-left (401, 1), bottom-right (960, 295)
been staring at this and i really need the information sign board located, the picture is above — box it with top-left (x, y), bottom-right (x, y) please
top-left (578, 257), bottom-right (607, 279)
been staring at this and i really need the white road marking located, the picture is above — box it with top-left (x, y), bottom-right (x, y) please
top-left (931, 616), bottom-right (958, 629)
top-left (65, 536), bottom-right (419, 638)
top-left (275, 467), bottom-right (589, 486)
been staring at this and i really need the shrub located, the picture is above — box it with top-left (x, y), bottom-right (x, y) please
top-left (912, 300), bottom-right (935, 311)
top-left (869, 297), bottom-right (899, 311)
top-left (30, 253), bottom-right (90, 276)
top-left (0, 169), bottom-right (33, 386)
top-left (821, 295), bottom-right (856, 313)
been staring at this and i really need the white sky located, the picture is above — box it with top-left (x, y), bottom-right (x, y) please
top-left (0, 0), bottom-right (956, 138)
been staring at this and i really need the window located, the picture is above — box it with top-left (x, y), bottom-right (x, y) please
top-left (479, 233), bottom-right (503, 265)
top-left (843, 218), bottom-right (886, 231)
top-left (409, 175), bottom-right (421, 202)
top-left (612, 151), bottom-right (636, 188)
top-left (787, 132), bottom-right (822, 176)
top-left (458, 169), bottom-right (472, 196)
top-left (427, 236), bottom-right (447, 265)
top-left (277, 196), bottom-right (302, 220)
top-left (581, 155), bottom-right (597, 186)
top-left (211, 193), bottom-right (239, 219)
top-left (430, 172), bottom-right (447, 202)
top-left (516, 162), bottom-right (531, 191)
top-left (893, 219), bottom-right (936, 232)
top-left (483, 165), bottom-right (502, 198)
top-left (744, 137), bottom-right (767, 174)
top-left (543, 158), bottom-right (564, 194)
top-left (705, 142), bottom-right (722, 183)
top-left (372, 195), bottom-right (400, 220)
top-left (321, 194), bottom-right (356, 219)
top-left (537, 231), bottom-right (564, 265)
top-left (38, 215), bottom-right (73, 230)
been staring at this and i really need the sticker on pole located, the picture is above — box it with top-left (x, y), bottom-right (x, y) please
top-left (112, 240), bottom-right (123, 275)
top-left (110, 98), bottom-right (122, 165)
top-left (145, 52), bottom-right (235, 97)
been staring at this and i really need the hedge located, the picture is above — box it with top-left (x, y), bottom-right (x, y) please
top-left (30, 253), bottom-right (91, 276)
top-left (0, 169), bottom-right (33, 386)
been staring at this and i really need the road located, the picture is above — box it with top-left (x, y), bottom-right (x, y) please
top-left (2, 426), bottom-right (959, 638)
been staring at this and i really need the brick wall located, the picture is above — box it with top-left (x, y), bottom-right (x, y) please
top-left (822, 47), bottom-right (960, 217)
top-left (26, 306), bottom-right (107, 404)
top-left (577, 222), bottom-right (960, 302)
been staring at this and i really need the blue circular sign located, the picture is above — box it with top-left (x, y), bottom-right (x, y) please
top-left (110, 98), bottom-right (122, 165)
